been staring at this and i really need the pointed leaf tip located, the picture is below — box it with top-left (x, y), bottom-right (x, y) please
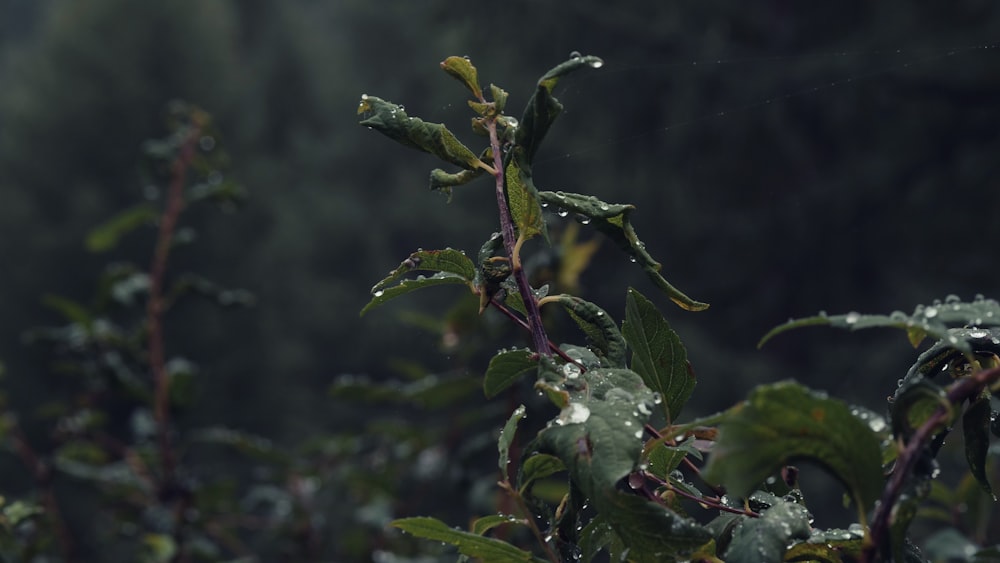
top-left (440, 56), bottom-right (483, 99)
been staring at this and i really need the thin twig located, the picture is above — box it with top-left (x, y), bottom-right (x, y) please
top-left (483, 109), bottom-right (551, 356)
top-left (488, 296), bottom-right (581, 366)
top-left (861, 366), bottom-right (1000, 562)
top-left (498, 480), bottom-right (561, 563)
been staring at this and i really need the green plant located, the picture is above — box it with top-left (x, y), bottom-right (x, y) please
top-left (358, 55), bottom-right (999, 562)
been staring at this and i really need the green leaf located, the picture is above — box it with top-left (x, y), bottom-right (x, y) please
top-left (578, 514), bottom-right (615, 563)
top-left (759, 296), bottom-right (1000, 351)
top-left (85, 204), bottom-right (158, 252)
top-left (392, 517), bottom-right (545, 562)
top-left (963, 391), bottom-right (994, 496)
top-left (647, 441), bottom-right (700, 480)
top-left (440, 56), bottom-right (482, 99)
top-left (532, 364), bottom-right (710, 559)
top-left (723, 499), bottom-right (812, 563)
top-left (557, 294), bottom-right (627, 368)
top-left (361, 272), bottom-right (472, 316)
top-left (484, 349), bottom-right (537, 398)
top-left (471, 514), bottom-right (523, 536)
top-left (782, 527), bottom-right (865, 562)
top-left (538, 191), bottom-right (708, 311)
top-left (516, 54), bottom-right (604, 163)
top-left (358, 95), bottom-right (491, 173)
top-left (505, 155), bottom-right (547, 243)
top-left (703, 381), bottom-right (883, 523)
top-left (372, 248), bottom-right (477, 293)
top-left (498, 405), bottom-right (526, 482)
top-left (429, 167), bottom-right (486, 198)
top-left (622, 287), bottom-right (695, 423)
top-left (518, 453), bottom-right (566, 493)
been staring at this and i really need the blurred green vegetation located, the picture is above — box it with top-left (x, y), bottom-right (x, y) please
top-left (0, 0), bottom-right (997, 559)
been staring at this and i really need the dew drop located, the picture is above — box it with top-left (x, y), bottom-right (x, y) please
top-left (924, 306), bottom-right (939, 318)
top-left (562, 362), bottom-right (582, 379)
top-left (588, 58), bottom-right (604, 69)
top-left (628, 256), bottom-right (638, 263)
top-left (945, 294), bottom-right (961, 304)
top-left (569, 50), bottom-right (582, 59)
top-left (559, 403), bottom-right (591, 425)
top-left (845, 311), bottom-right (861, 324)
top-left (373, 290), bottom-right (385, 297)
top-left (599, 202), bottom-right (610, 211)
top-left (575, 214), bottom-right (592, 225)
top-left (634, 429), bottom-right (644, 439)
top-left (968, 329), bottom-right (989, 339)
top-left (557, 208), bottom-right (569, 218)
top-left (637, 402), bottom-right (652, 416)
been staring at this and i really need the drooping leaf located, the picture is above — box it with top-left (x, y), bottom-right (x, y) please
top-left (440, 56), bottom-right (482, 99)
top-left (358, 95), bottom-right (492, 173)
top-left (484, 349), bottom-right (537, 398)
top-left (498, 405), bottom-right (526, 482)
top-left (505, 154), bottom-right (547, 244)
top-left (85, 204), bottom-right (158, 252)
top-left (724, 498), bottom-right (812, 563)
top-left (372, 248), bottom-right (477, 293)
top-left (516, 53), bottom-right (604, 163)
top-left (759, 295), bottom-right (1000, 351)
top-left (392, 517), bottom-right (545, 562)
top-left (557, 294), bottom-right (627, 368)
top-left (361, 272), bottom-right (472, 316)
top-left (963, 391), bottom-right (994, 496)
top-left (622, 287), bottom-right (695, 423)
top-left (429, 167), bottom-right (487, 198)
top-left (703, 381), bottom-right (883, 522)
top-left (538, 190), bottom-right (708, 311)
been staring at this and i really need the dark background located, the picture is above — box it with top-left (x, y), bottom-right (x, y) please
top-left (0, 0), bottom-right (997, 558)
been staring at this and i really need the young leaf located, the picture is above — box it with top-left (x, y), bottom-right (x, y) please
top-left (85, 204), bottom-right (158, 252)
top-left (538, 190), bottom-right (708, 311)
top-left (498, 405), bottom-right (526, 482)
top-left (391, 517), bottom-right (545, 562)
top-left (440, 56), bottom-right (482, 99)
top-left (483, 349), bottom-right (537, 398)
top-left (505, 155), bottom-right (547, 244)
top-left (723, 499), bottom-right (812, 563)
top-left (622, 287), bottom-right (695, 423)
top-left (358, 95), bottom-right (493, 173)
top-left (557, 294), bottom-right (627, 368)
top-left (429, 167), bottom-right (486, 197)
top-left (703, 381), bottom-right (883, 522)
top-left (515, 53), bottom-right (604, 163)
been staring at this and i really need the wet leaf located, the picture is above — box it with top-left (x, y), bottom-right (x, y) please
top-left (557, 294), bottom-right (626, 368)
top-left (532, 363), bottom-right (710, 559)
top-left (759, 296), bottom-right (1000, 351)
top-left (392, 517), bottom-right (545, 562)
top-left (429, 167), bottom-right (486, 197)
top-left (703, 381), bottom-right (883, 522)
top-left (85, 204), bottom-right (158, 252)
top-left (505, 155), bottom-right (547, 243)
top-left (498, 405), bottom-right (526, 482)
top-left (440, 56), bottom-right (482, 99)
top-left (358, 95), bottom-right (492, 173)
top-left (483, 349), bottom-right (537, 398)
top-left (538, 190), bottom-right (708, 311)
top-left (514, 54), bottom-right (603, 163)
top-left (361, 272), bottom-right (472, 316)
top-left (622, 288), bottom-right (695, 423)
top-left (724, 498), bottom-right (812, 563)
top-left (471, 514), bottom-right (523, 536)
top-left (371, 248), bottom-right (477, 294)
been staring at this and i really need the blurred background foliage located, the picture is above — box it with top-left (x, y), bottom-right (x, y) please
top-left (0, 0), bottom-right (998, 560)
